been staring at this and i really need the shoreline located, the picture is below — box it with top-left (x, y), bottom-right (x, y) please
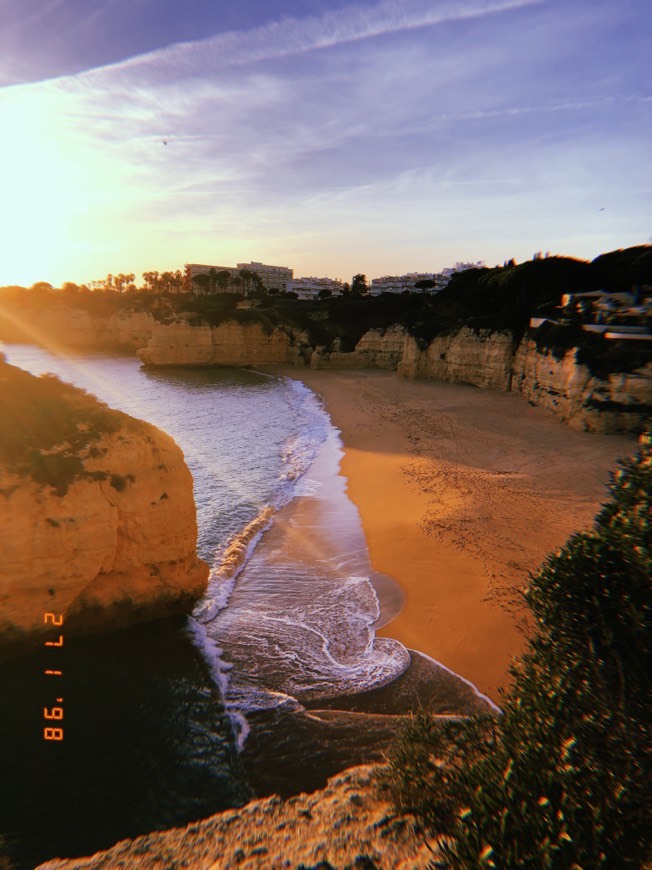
top-left (265, 367), bottom-right (635, 702)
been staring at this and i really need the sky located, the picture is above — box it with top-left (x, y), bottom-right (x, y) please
top-left (0, 0), bottom-right (650, 286)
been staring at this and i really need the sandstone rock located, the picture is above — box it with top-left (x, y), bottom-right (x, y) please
top-left (512, 339), bottom-right (652, 433)
top-left (138, 320), bottom-right (301, 367)
top-left (398, 327), bottom-right (514, 391)
top-left (0, 364), bottom-right (208, 649)
top-left (310, 326), bottom-right (407, 371)
top-left (33, 305), bottom-right (99, 348)
top-left (10, 305), bottom-right (158, 352)
top-left (37, 764), bottom-right (434, 869)
top-left (102, 308), bottom-right (158, 350)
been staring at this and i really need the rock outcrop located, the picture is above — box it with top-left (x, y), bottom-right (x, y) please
top-left (1, 304), bottom-right (159, 352)
top-left (138, 320), bottom-right (302, 367)
top-left (398, 327), bottom-right (515, 390)
top-left (0, 362), bottom-right (208, 649)
top-left (103, 308), bottom-right (158, 350)
top-left (513, 339), bottom-right (652, 433)
top-left (37, 764), bottom-right (433, 869)
top-left (399, 328), bottom-right (651, 432)
top-left (310, 326), bottom-right (407, 370)
top-left (135, 319), bottom-right (649, 432)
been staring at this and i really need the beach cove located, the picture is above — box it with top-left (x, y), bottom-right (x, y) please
top-left (269, 367), bottom-right (635, 701)
top-left (0, 345), bottom-right (638, 867)
top-left (28, 360), bottom-right (639, 870)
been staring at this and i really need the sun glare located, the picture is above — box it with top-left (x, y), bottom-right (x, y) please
top-left (0, 87), bottom-right (90, 285)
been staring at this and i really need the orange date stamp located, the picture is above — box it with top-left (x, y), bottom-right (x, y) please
top-left (43, 612), bottom-right (64, 741)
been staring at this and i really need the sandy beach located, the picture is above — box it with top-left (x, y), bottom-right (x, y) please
top-left (269, 368), bottom-right (635, 703)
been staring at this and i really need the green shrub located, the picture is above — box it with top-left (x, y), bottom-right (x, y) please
top-left (382, 434), bottom-right (651, 868)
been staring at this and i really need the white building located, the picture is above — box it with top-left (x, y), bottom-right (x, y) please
top-left (439, 261), bottom-right (485, 279)
top-left (369, 272), bottom-right (439, 296)
top-left (236, 261), bottom-right (293, 292)
top-left (286, 276), bottom-right (344, 300)
top-left (184, 263), bottom-right (239, 293)
top-left (184, 260), bottom-right (294, 293)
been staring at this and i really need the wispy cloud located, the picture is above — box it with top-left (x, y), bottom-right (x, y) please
top-left (68, 0), bottom-right (545, 86)
top-left (0, 0), bottom-right (69, 35)
top-left (0, 0), bottom-right (649, 286)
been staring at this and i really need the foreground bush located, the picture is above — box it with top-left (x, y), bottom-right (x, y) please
top-left (382, 434), bottom-right (651, 868)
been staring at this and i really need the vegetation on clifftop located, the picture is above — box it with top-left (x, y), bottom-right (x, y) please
top-left (0, 359), bottom-right (124, 495)
top-left (381, 434), bottom-right (651, 867)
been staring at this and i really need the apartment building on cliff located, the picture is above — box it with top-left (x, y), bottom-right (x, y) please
top-left (368, 272), bottom-right (446, 296)
top-left (286, 276), bottom-right (344, 300)
top-left (184, 261), bottom-right (293, 294)
top-left (236, 261), bottom-right (293, 292)
top-left (439, 260), bottom-right (485, 278)
top-left (183, 263), bottom-right (237, 293)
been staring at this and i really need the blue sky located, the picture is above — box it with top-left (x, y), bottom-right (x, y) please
top-left (0, 0), bottom-right (649, 286)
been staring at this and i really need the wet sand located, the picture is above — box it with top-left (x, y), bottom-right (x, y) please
top-left (266, 368), bottom-right (635, 703)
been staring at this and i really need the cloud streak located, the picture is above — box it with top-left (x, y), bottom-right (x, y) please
top-left (0, 0), bottom-right (648, 286)
top-left (66, 0), bottom-right (544, 87)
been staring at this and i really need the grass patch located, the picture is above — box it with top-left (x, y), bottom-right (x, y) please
top-left (0, 360), bottom-right (124, 494)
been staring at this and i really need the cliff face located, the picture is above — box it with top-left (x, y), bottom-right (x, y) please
top-left (8, 302), bottom-right (647, 433)
top-left (5, 305), bottom-right (159, 351)
top-left (0, 364), bottom-right (208, 649)
top-left (399, 329), bottom-right (651, 432)
top-left (135, 319), bottom-right (649, 432)
top-left (398, 327), bottom-right (515, 390)
top-left (138, 320), bottom-right (301, 367)
top-left (37, 764), bottom-right (433, 869)
top-left (513, 339), bottom-right (652, 433)
top-left (33, 306), bottom-right (100, 347)
top-left (103, 308), bottom-right (158, 350)
top-left (310, 326), bottom-right (407, 371)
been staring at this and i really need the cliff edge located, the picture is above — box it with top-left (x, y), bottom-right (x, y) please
top-left (37, 764), bottom-right (433, 869)
top-left (0, 359), bottom-right (209, 650)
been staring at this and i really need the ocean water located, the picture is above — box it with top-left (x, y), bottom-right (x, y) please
top-left (0, 345), bottom-right (412, 867)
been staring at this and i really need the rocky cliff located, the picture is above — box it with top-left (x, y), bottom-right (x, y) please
top-left (135, 319), bottom-right (649, 432)
top-left (310, 326), bottom-right (407, 370)
top-left (0, 303), bottom-right (159, 351)
top-left (6, 298), bottom-right (647, 432)
top-left (37, 764), bottom-right (432, 869)
top-left (398, 328), bottom-right (650, 433)
top-left (513, 339), bottom-right (652, 433)
top-left (0, 361), bottom-right (208, 650)
top-left (398, 327), bottom-right (515, 390)
top-left (138, 320), bottom-right (302, 367)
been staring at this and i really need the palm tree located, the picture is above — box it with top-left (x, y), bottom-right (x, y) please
top-left (216, 270), bottom-right (231, 291)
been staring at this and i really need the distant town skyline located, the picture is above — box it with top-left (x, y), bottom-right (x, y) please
top-left (0, 0), bottom-right (649, 287)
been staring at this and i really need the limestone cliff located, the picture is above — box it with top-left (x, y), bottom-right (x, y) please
top-left (7, 298), bottom-right (647, 433)
top-left (33, 305), bottom-right (100, 348)
top-left (398, 327), bottom-right (515, 390)
top-left (103, 308), bottom-right (158, 349)
top-left (513, 339), bottom-right (652, 433)
top-left (138, 319), bottom-right (302, 367)
top-left (37, 764), bottom-right (433, 869)
top-left (0, 361), bottom-right (208, 649)
top-left (395, 327), bottom-right (650, 432)
top-left (2, 304), bottom-right (159, 352)
top-left (310, 326), bottom-right (407, 371)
